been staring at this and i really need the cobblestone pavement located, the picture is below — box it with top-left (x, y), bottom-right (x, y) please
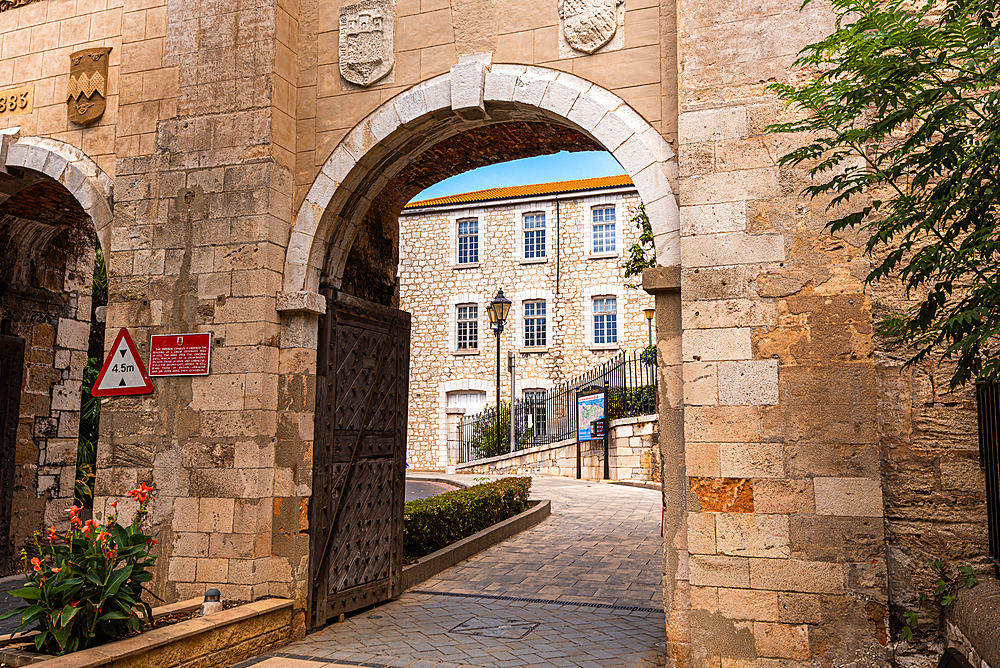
top-left (235, 474), bottom-right (666, 668)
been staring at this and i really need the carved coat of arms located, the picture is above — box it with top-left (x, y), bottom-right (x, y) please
top-left (339, 0), bottom-right (394, 87)
top-left (559, 0), bottom-right (623, 54)
top-left (67, 47), bottom-right (111, 126)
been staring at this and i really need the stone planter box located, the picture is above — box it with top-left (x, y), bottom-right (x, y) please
top-left (0, 597), bottom-right (293, 668)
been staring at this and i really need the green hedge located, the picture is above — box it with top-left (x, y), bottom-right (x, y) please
top-left (403, 477), bottom-right (532, 560)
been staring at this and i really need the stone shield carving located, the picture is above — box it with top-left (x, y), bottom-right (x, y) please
top-left (339, 0), bottom-right (395, 87)
top-left (559, 0), bottom-right (623, 54)
top-left (67, 47), bottom-right (111, 126)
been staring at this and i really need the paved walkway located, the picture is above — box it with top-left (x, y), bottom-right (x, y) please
top-left (236, 474), bottom-right (666, 668)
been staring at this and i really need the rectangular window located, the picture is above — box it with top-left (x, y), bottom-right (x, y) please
top-left (523, 213), bottom-right (546, 259)
top-left (593, 297), bottom-right (618, 344)
top-left (524, 389), bottom-right (547, 437)
top-left (457, 219), bottom-right (479, 264)
top-left (592, 207), bottom-right (616, 254)
top-left (457, 304), bottom-right (478, 350)
top-left (523, 301), bottom-right (547, 347)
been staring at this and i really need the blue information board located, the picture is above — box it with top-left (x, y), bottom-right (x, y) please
top-left (577, 391), bottom-right (605, 441)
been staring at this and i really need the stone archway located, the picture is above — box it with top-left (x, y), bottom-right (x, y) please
top-left (277, 60), bottom-right (681, 630)
top-left (281, 61), bottom-right (679, 302)
top-left (0, 129), bottom-right (114, 569)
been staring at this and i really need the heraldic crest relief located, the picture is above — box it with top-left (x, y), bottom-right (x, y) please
top-left (558, 0), bottom-right (624, 55)
top-left (67, 47), bottom-right (112, 126)
top-left (339, 0), bottom-right (395, 87)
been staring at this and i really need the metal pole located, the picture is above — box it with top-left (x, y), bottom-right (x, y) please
top-left (496, 328), bottom-right (501, 452)
top-left (604, 383), bottom-right (610, 480)
top-left (509, 351), bottom-right (515, 454)
top-left (647, 317), bottom-right (653, 347)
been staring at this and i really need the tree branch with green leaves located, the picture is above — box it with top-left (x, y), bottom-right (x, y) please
top-left (768, 0), bottom-right (1000, 389)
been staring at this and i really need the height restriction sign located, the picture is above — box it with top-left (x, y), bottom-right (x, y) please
top-left (92, 328), bottom-right (153, 396)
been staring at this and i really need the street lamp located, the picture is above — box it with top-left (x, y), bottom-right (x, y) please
top-left (643, 307), bottom-right (655, 347)
top-left (486, 289), bottom-right (512, 452)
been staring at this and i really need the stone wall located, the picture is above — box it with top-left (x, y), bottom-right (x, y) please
top-left (457, 414), bottom-right (659, 481)
top-left (672, 0), bottom-right (894, 663)
top-left (399, 184), bottom-right (654, 470)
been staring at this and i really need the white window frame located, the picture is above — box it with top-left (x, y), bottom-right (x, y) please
top-left (591, 204), bottom-right (618, 257)
top-left (522, 211), bottom-right (547, 261)
top-left (584, 284), bottom-right (623, 350)
top-left (456, 303), bottom-right (479, 351)
top-left (522, 300), bottom-right (547, 348)
top-left (450, 293), bottom-right (484, 354)
top-left (514, 201), bottom-right (552, 264)
top-left (513, 289), bottom-right (553, 352)
top-left (456, 217), bottom-right (480, 266)
top-left (523, 388), bottom-right (548, 437)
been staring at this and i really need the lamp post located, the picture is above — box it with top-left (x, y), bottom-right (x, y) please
top-left (486, 289), bottom-right (512, 452)
top-left (643, 307), bottom-right (655, 348)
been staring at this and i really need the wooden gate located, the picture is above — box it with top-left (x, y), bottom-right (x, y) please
top-left (0, 335), bottom-right (25, 574)
top-left (308, 289), bottom-right (410, 629)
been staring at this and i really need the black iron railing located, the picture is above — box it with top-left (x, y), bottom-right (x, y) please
top-left (976, 382), bottom-right (1000, 576)
top-left (457, 350), bottom-right (656, 464)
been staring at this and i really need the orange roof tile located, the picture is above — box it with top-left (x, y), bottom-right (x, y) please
top-left (403, 174), bottom-right (634, 210)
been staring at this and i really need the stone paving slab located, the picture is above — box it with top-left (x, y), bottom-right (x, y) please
top-left (235, 475), bottom-right (665, 668)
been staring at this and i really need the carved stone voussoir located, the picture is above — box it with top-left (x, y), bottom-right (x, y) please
top-left (67, 47), bottom-right (112, 126)
top-left (339, 0), bottom-right (395, 88)
top-left (558, 0), bottom-right (624, 56)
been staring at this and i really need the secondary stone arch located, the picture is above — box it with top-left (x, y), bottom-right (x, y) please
top-left (282, 62), bottom-right (679, 300)
top-left (1, 130), bottom-right (115, 255)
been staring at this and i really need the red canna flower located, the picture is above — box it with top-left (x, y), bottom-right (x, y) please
top-left (82, 519), bottom-right (99, 537)
top-left (30, 557), bottom-right (41, 572)
top-left (51, 567), bottom-right (61, 573)
top-left (45, 527), bottom-right (57, 542)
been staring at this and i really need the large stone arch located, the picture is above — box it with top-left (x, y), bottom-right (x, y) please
top-left (0, 129), bottom-right (115, 256)
top-left (282, 61), bottom-right (679, 300)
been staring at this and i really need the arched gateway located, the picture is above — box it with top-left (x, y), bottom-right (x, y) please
top-left (277, 62), bottom-right (680, 630)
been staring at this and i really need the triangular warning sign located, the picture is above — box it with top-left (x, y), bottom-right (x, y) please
top-left (92, 328), bottom-right (153, 397)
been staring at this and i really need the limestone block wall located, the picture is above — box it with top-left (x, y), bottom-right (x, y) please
top-left (674, 0), bottom-right (894, 664)
top-left (293, 0), bottom-right (677, 210)
top-left (0, 0), bottom-right (122, 177)
top-left (398, 185), bottom-right (654, 470)
top-left (456, 415), bottom-right (659, 481)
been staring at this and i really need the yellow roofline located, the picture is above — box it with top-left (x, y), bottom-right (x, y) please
top-left (404, 174), bottom-right (634, 210)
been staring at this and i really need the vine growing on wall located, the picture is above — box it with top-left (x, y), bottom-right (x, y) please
top-left (622, 203), bottom-right (655, 290)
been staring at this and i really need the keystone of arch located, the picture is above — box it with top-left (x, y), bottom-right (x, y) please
top-left (282, 64), bottom-right (680, 300)
top-left (0, 129), bottom-right (115, 255)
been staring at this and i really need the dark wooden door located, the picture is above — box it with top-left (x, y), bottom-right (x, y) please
top-left (309, 289), bottom-right (410, 629)
top-left (0, 335), bottom-right (25, 574)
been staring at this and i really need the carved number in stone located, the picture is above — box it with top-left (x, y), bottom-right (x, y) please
top-left (339, 0), bottom-right (395, 87)
top-left (559, 0), bottom-right (623, 54)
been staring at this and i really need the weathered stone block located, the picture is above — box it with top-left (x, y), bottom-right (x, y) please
top-left (689, 477), bottom-right (754, 513)
top-left (689, 510), bottom-right (717, 555)
top-left (690, 555), bottom-right (750, 588)
top-left (684, 328), bottom-right (752, 362)
top-left (679, 107), bottom-right (748, 144)
top-left (753, 622), bottom-right (809, 660)
top-left (686, 406), bottom-right (762, 443)
top-left (753, 480), bottom-right (814, 514)
top-left (716, 513), bottom-right (789, 558)
top-left (718, 587), bottom-right (778, 622)
top-left (718, 360), bottom-right (778, 406)
top-left (719, 442), bottom-right (783, 479)
top-left (682, 232), bottom-right (785, 268)
top-left (749, 558), bottom-right (845, 594)
top-left (813, 477), bottom-right (883, 518)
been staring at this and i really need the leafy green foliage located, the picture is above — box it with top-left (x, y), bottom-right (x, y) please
top-left (75, 356), bottom-right (102, 507)
top-left (0, 485), bottom-right (161, 655)
top-left (622, 203), bottom-right (655, 289)
top-left (768, 0), bottom-right (1000, 389)
top-left (403, 477), bottom-right (532, 560)
top-left (899, 558), bottom-right (978, 641)
top-left (640, 344), bottom-right (657, 368)
top-left (606, 384), bottom-right (656, 420)
top-left (468, 400), bottom-right (533, 458)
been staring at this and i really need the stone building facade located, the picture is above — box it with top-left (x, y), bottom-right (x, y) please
top-left (398, 175), bottom-right (654, 471)
top-left (0, 0), bottom-right (991, 662)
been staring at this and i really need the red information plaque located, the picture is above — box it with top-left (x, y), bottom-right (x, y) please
top-left (148, 333), bottom-right (212, 376)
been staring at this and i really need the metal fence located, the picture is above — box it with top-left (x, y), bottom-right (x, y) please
top-left (976, 382), bottom-right (1000, 577)
top-left (457, 350), bottom-right (656, 464)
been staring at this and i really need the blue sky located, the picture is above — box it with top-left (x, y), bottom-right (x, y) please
top-left (411, 151), bottom-right (626, 202)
